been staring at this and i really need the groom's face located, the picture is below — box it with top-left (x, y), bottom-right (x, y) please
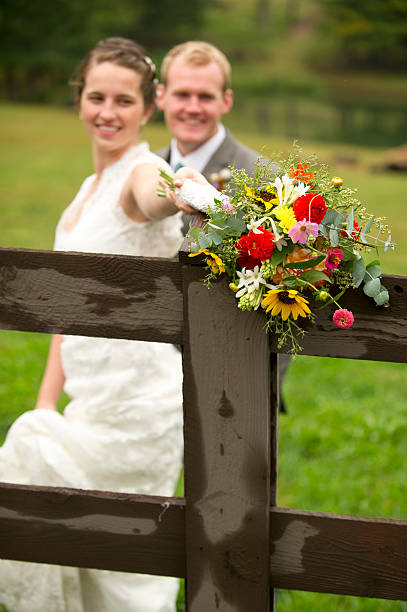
top-left (156, 57), bottom-right (233, 156)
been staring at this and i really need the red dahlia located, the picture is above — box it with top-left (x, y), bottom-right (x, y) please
top-left (236, 228), bottom-right (275, 269)
top-left (293, 193), bottom-right (327, 224)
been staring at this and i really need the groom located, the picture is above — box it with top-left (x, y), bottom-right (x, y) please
top-left (156, 41), bottom-right (290, 411)
top-left (155, 41), bottom-right (259, 204)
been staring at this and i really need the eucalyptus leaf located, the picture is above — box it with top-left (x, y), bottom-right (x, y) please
top-left (352, 257), bottom-right (366, 287)
top-left (321, 209), bottom-right (338, 226)
top-left (188, 227), bottom-right (203, 240)
top-left (374, 288), bottom-right (389, 306)
top-left (360, 215), bottom-right (375, 243)
top-left (384, 234), bottom-right (394, 252)
top-left (341, 247), bottom-right (356, 262)
top-left (363, 277), bottom-right (381, 297)
top-left (207, 227), bottom-right (223, 245)
top-left (346, 208), bottom-right (354, 236)
top-left (329, 228), bottom-right (339, 247)
top-left (373, 220), bottom-right (382, 245)
top-left (318, 224), bottom-right (328, 237)
top-left (198, 233), bottom-right (211, 250)
top-left (226, 214), bottom-right (246, 234)
top-left (334, 210), bottom-right (347, 228)
top-left (363, 264), bottom-right (381, 282)
top-left (189, 241), bottom-right (200, 253)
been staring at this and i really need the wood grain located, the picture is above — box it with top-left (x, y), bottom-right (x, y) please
top-left (270, 275), bottom-right (407, 363)
top-left (1, 484), bottom-right (406, 602)
top-left (269, 507), bottom-right (407, 601)
top-left (182, 266), bottom-right (273, 611)
top-left (0, 482), bottom-right (185, 577)
top-left (0, 247), bottom-right (183, 343)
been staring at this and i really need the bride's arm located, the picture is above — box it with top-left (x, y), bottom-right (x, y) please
top-left (122, 163), bottom-right (210, 222)
top-left (34, 334), bottom-right (65, 411)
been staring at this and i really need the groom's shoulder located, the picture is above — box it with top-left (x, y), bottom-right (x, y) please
top-left (155, 145), bottom-right (170, 162)
top-left (216, 130), bottom-right (259, 173)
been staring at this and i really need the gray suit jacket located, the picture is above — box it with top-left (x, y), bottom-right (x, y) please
top-left (156, 129), bottom-right (259, 182)
top-left (156, 129), bottom-right (259, 233)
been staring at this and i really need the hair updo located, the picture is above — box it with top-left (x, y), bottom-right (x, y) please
top-left (71, 37), bottom-right (157, 108)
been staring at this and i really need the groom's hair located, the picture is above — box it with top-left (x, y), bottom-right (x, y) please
top-left (70, 37), bottom-right (157, 108)
top-left (160, 41), bottom-right (231, 91)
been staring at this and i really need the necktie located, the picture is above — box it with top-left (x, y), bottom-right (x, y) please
top-left (173, 162), bottom-right (184, 172)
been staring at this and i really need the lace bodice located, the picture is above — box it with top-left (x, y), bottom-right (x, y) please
top-left (54, 143), bottom-right (183, 258)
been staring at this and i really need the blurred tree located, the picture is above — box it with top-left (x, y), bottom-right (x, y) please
top-left (0, 0), bottom-right (139, 102)
top-left (133, 0), bottom-right (216, 47)
top-left (314, 0), bottom-right (407, 69)
top-left (256, 0), bottom-right (272, 34)
top-left (1, 0), bottom-right (214, 102)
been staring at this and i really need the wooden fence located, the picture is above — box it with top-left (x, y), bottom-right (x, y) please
top-left (0, 242), bottom-right (406, 611)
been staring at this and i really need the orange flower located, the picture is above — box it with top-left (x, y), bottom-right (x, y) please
top-left (289, 162), bottom-right (314, 184)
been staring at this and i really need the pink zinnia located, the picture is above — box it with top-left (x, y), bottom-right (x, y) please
top-left (288, 218), bottom-right (319, 244)
top-left (333, 308), bottom-right (354, 329)
top-left (325, 248), bottom-right (343, 270)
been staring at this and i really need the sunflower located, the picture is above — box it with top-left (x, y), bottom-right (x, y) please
top-left (244, 184), bottom-right (278, 209)
top-left (189, 249), bottom-right (225, 275)
top-left (261, 288), bottom-right (311, 320)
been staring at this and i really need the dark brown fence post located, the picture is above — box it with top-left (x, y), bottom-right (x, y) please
top-left (181, 262), bottom-right (274, 611)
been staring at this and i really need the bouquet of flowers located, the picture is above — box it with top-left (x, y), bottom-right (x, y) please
top-left (160, 146), bottom-right (394, 354)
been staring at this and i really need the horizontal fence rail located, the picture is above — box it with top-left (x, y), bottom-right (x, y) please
top-left (1, 247), bottom-right (406, 361)
top-left (0, 247), bottom-right (183, 344)
top-left (1, 246), bottom-right (406, 609)
top-left (1, 483), bottom-right (406, 602)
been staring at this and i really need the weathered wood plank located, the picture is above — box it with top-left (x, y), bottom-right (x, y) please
top-left (1, 484), bottom-right (407, 602)
top-left (270, 507), bottom-right (407, 601)
top-left (1, 247), bottom-right (405, 359)
top-left (270, 275), bottom-right (407, 362)
top-left (0, 247), bottom-right (183, 343)
top-left (0, 482), bottom-right (185, 577)
top-left (182, 266), bottom-right (273, 611)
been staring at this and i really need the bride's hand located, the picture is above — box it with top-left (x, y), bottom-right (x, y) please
top-left (170, 167), bottom-right (222, 214)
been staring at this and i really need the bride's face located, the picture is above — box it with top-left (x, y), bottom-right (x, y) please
top-left (79, 61), bottom-right (152, 156)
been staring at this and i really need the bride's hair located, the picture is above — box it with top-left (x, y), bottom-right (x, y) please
top-left (70, 37), bottom-right (157, 108)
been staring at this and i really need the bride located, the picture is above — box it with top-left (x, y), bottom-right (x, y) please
top-left (0, 37), bottom-right (205, 612)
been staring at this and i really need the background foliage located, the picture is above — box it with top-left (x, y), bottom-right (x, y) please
top-left (1, 0), bottom-right (406, 103)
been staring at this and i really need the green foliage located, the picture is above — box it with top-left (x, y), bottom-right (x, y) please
top-left (0, 0), bottom-right (136, 102)
top-left (312, 0), bottom-right (407, 69)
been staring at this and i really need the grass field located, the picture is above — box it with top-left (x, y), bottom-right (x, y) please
top-left (0, 103), bottom-right (406, 611)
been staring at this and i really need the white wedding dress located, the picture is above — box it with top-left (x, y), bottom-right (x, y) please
top-left (0, 144), bottom-right (184, 612)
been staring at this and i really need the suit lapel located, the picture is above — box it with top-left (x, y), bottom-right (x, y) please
top-left (202, 131), bottom-right (237, 178)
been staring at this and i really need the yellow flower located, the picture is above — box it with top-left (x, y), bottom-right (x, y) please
top-left (189, 249), bottom-right (225, 275)
top-left (274, 206), bottom-right (297, 233)
top-left (261, 288), bottom-right (311, 321)
top-left (244, 184), bottom-right (278, 209)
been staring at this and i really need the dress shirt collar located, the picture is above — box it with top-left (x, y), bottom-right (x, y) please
top-left (169, 124), bottom-right (226, 172)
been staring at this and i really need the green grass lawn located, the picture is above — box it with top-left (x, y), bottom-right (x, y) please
top-left (0, 103), bottom-right (406, 611)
